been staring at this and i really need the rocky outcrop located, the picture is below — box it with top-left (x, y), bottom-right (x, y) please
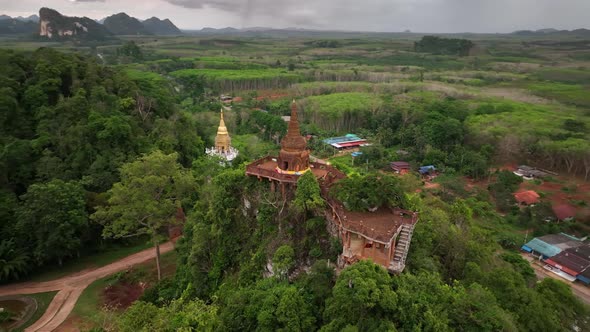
top-left (103, 12), bottom-right (151, 35)
top-left (142, 17), bottom-right (182, 35)
top-left (38, 7), bottom-right (112, 40)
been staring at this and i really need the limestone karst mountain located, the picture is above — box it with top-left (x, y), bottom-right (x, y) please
top-left (142, 17), bottom-right (182, 35)
top-left (38, 7), bottom-right (112, 40)
top-left (103, 12), bottom-right (151, 35)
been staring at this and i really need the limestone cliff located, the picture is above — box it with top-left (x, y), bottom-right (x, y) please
top-left (38, 8), bottom-right (112, 40)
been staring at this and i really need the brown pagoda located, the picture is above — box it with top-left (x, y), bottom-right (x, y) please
top-left (278, 101), bottom-right (310, 172)
top-left (246, 100), bottom-right (338, 186)
top-left (245, 100), bottom-right (419, 274)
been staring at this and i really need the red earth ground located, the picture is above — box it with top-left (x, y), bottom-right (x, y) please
top-left (102, 282), bottom-right (146, 310)
top-left (464, 164), bottom-right (590, 221)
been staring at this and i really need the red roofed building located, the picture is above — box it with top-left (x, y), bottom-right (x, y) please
top-left (553, 204), bottom-right (577, 221)
top-left (514, 190), bottom-right (540, 206)
top-left (391, 161), bottom-right (411, 175)
top-left (543, 245), bottom-right (590, 282)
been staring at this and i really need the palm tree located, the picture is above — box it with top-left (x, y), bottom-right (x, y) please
top-left (0, 239), bottom-right (30, 281)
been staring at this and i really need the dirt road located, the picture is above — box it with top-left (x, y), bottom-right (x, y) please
top-left (0, 242), bottom-right (174, 332)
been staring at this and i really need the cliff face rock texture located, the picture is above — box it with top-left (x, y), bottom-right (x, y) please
top-left (39, 8), bottom-right (112, 40)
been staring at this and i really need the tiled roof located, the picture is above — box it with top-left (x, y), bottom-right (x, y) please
top-left (514, 190), bottom-right (540, 205)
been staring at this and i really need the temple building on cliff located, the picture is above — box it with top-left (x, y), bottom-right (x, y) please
top-left (206, 109), bottom-right (239, 161)
top-left (246, 101), bottom-right (418, 273)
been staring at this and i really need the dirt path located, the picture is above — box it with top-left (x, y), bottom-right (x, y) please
top-left (0, 242), bottom-right (174, 332)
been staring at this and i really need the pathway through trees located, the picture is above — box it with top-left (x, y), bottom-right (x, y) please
top-left (0, 242), bottom-right (174, 331)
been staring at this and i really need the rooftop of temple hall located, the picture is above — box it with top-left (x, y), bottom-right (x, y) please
top-left (329, 200), bottom-right (418, 243)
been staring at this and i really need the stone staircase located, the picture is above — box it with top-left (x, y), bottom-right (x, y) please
top-left (389, 223), bottom-right (416, 273)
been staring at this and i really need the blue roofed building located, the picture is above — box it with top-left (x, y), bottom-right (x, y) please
top-left (323, 134), bottom-right (369, 150)
top-left (419, 165), bottom-right (436, 175)
top-left (521, 233), bottom-right (585, 259)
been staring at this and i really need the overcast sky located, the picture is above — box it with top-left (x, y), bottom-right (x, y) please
top-left (2, 0), bottom-right (590, 33)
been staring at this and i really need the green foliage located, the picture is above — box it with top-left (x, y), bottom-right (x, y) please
top-left (93, 150), bottom-right (194, 241)
top-left (533, 68), bottom-right (590, 85)
top-left (528, 82), bottom-right (590, 107)
top-left (0, 239), bottom-right (29, 280)
top-left (322, 261), bottom-right (396, 331)
top-left (170, 69), bottom-right (302, 92)
top-left (0, 48), bottom-right (205, 279)
top-left (248, 110), bottom-right (287, 141)
top-left (304, 40), bottom-right (342, 48)
top-left (218, 278), bottom-right (315, 331)
top-left (500, 252), bottom-right (535, 282)
top-left (0, 309), bottom-right (12, 323)
top-left (300, 92), bottom-right (382, 132)
top-left (294, 171), bottom-right (324, 215)
top-left (92, 150), bottom-right (194, 279)
top-left (273, 245), bottom-right (296, 279)
top-left (117, 41), bottom-right (143, 60)
top-left (118, 292), bottom-right (219, 331)
top-left (330, 173), bottom-right (405, 211)
top-left (17, 179), bottom-right (88, 266)
top-left (415, 36), bottom-right (475, 56)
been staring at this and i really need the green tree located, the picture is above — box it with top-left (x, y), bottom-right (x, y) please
top-left (118, 41), bottom-right (143, 60)
top-left (294, 171), bottom-right (324, 217)
top-left (322, 261), bottom-right (397, 331)
top-left (273, 244), bottom-right (295, 279)
top-left (17, 179), bottom-right (87, 266)
top-left (0, 239), bottom-right (29, 281)
top-left (330, 173), bottom-right (405, 211)
top-left (92, 150), bottom-right (195, 280)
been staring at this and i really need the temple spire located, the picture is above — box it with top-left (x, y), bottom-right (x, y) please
top-left (277, 99), bottom-right (309, 171)
top-left (206, 108), bottom-right (238, 161)
top-left (217, 108), bottom-right (228, 135)
top-left (286, 100), bottom-right (301, 138)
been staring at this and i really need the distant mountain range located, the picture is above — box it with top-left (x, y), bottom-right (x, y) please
top-left (0, 14), bottom-right (39, 34)
top-left (511, 28), bottom-right (590, 37)
top-left (0, 8), bottom-right (181, 40)
top-left (0, 14), bottom-right (39, 22)
top-left (1, 9), bottom-right (589, 40)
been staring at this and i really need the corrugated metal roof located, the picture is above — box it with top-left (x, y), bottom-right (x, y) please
top-left (546, 251), bottom-right (590, 274)
top-left (524, 233), bottom-right (584, 258)
top-left (323, 134), bottom-right (362, 145)
top-left (567, 245), bottom-right (590, 260)
top-left (525, 238), bottom-right (563, 257)
top-left (538, 233), bottom-right (583, 250)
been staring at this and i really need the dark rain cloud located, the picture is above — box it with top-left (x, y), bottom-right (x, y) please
top-left (3, 0), bottom-right (590, 32)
